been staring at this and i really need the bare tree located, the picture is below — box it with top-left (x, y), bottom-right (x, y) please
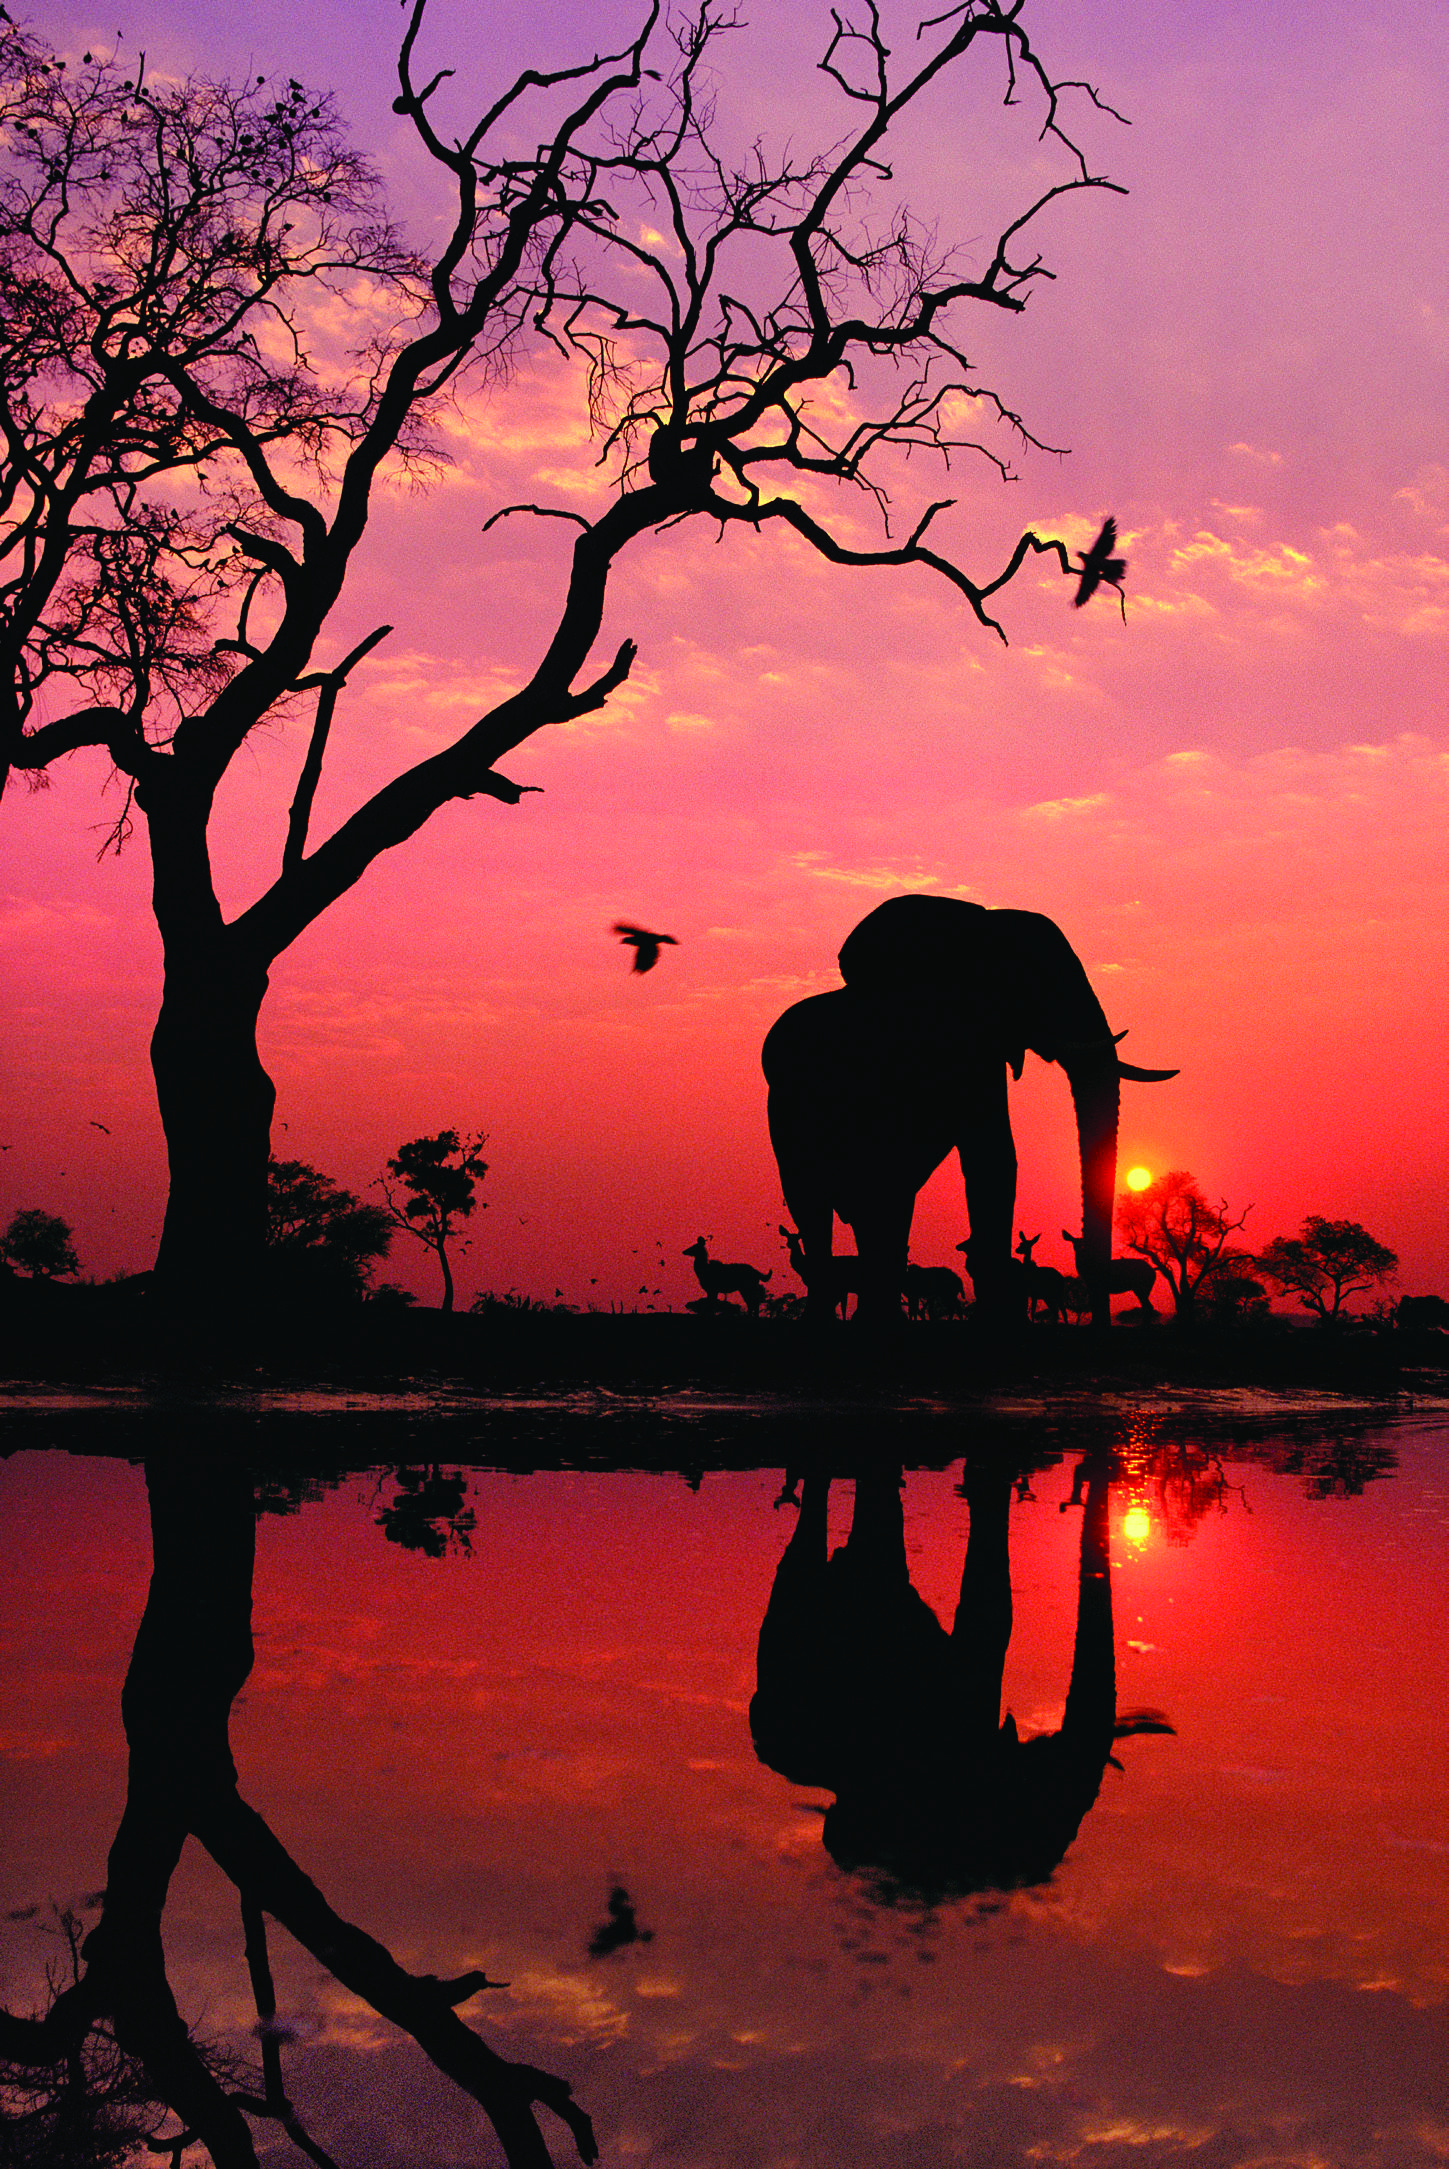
top-left (1116, 1171), bottom-right (1252, 1326)
top-left (0, 1462), bottom-right (595, 2169)
top-left (1, 5), bottom-right (1128, 1313)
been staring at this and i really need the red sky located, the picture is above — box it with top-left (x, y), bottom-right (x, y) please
top-left (3, 0), bottom-right (1446, 1307)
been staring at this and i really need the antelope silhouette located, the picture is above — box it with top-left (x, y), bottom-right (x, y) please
top-left (903, 1261), bottom-right (967, 1322)
top-left (995, 1232), bottom-right (1072, 1323)
top-left (683, 1238), bottom-right (771, 1317)
top-left (1061, 1229), bottom-right (1158, 1312)
top-left (779, 1224), bottom-right (858, 1319)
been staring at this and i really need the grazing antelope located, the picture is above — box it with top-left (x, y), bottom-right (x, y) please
top-left (779, 1224), bottom-right (859, 1320)
top-left (1397, 1294), bottom-right (1449, 1331)
top-left (683, 1238), bottom-right (772, 1317)
top-left (1055, 1274), bottom-right (1093, 1324)
top-left (904, 1261), bottom-right (967, 1323)
top-left (1061, 1230), bottom-right (1158, 1313)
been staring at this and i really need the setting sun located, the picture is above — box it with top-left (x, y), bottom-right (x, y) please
top-left (1122, 1506), bottom-right (1152, 1544)
top-left (1125, 1167), bottom-right (1153, 1193)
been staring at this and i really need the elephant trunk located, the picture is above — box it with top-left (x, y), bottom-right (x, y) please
top-left (1065, 1051), bottom-right (1120, 1331)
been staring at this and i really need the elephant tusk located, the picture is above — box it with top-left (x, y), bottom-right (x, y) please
top-left (1116, 1061), bottom-right (1179, 1082)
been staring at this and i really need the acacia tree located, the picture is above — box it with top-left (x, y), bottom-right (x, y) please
top-left (379, 1129), bottom-right (489, 1313)
top-left (1, 4), bottom-right (1128, 1312)
top-left (1256, 1216), bottom-right (1398, 1324)
top-left (1116, 1171), bottom-right (1252, 1326)
top-left (264, 1156), bottom-right (394, 1302)
top-left (0, 1205), bottom-right (80, 1279)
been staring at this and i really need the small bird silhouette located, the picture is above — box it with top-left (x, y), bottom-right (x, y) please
top-left (588, 1885), bottom-right (653, 1958)
top-left (612, 922), bottom-right (677, 974)
top-left (1073, 516), bottom-right (1127, 608)
top-left (89, 1120), bottom-right (111, 1134)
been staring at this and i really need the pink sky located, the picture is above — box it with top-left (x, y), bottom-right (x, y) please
top-left (3, 0), bottom-right (1446, 1307)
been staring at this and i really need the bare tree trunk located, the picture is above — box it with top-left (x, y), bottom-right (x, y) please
top-left (144, 784), bottom-right (275, 1319)
top-left (436, 1235), bottom-right (456, 1315)
top-left (150, 954), bottom-right (274, 1314)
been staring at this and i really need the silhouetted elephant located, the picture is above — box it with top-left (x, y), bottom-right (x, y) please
top-left (749, 1452), bottom-right (1171, 1897)
top-left (762, 896), bottom-right (1176, 1325)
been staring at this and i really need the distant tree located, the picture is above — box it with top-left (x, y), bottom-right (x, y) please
top-left (376, 1465), bottom-right (476, 1558)
top-left (1203, 1265), bottom-right (1269, 1326)
top-left (0, 1207), bottom-right (80, 1280)
top-left (263, 1157), bottom-right (393, 1303)
top-left (378, 1130), bottom-right (488, 1313)
top-left (1116, 1172), bottom-right (1252, 1326)
top-left (1256, 1217), bottom-right (1398, 1324)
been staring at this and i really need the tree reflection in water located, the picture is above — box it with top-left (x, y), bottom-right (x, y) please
top-left (0, 1461), bottom-right (596, 2169)
top-left (752, 1451), bottom-right (1174, 1899)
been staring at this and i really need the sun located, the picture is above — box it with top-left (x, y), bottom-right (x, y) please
top-left (1125, 1165), bottom-right (1153, 1192)
top-left (1122, 1506), bottom-right (1152, 1544)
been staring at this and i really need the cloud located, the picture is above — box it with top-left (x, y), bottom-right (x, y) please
top-left (0, 895), bottom-right (111, 938)
top-left (788, 851), bottom-right (943, 891)
top-left (1167, 530), bottom-right (1323, 595)
top-left (1394, 463), bottom-right (1449, 528)
top-left (1020, 792), bottom-right (1111, 822)
top-left (1116, 517), bottom-right (1449, 643)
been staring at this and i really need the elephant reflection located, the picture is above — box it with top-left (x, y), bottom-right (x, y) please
top-left (762, 895), bottom-right (1176, 1324)
top-left (750, 1452), bottom-right (1171, 1896)
top-left (0, 1462), bottom-right (594, 2169)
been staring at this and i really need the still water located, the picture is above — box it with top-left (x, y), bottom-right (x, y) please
top-left (2, 1407), bottom-right (1447, 2167)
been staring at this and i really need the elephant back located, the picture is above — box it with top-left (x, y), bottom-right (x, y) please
top-left (838, 894), bottom-right (1111, 1065)
top-left (838, 894), bottom-right (989, 995)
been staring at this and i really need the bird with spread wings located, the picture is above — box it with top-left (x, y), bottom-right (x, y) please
top-left (613, 923), bottom-right (678, 974)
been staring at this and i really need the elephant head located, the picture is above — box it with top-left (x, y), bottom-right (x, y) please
top-left (837, 895), bottom-right (1175, 1325)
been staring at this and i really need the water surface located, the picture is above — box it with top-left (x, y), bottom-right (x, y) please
top-left (2, 1408), bottom-right (1446, 2167)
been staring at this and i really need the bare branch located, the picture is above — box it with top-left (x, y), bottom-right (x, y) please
top-left (483, 504), bottom-right (594, 534)
top-left (707, 487), bottom-right (1078, 640)
top-left (282, 622), bottom-right (391, 873)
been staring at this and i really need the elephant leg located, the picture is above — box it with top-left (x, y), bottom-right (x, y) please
top-left (751, 1473), bottom-right (834, 1782)
top-left (848, 1190), bottom-right (914, 1325)
top-left (952, 1459), bottom-right (1014, 1737)
top-left (957, 1068), bottom-right (1020, 1318)
top-left (842, 1461), bottom-right (911, 1589)
top-left (775, 1173), bottom-right (837, 1323)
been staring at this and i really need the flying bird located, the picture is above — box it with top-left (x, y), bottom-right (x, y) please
top-left (587, 1885), bottom-right (653, 1958)
top-left (1073, 516), bottom-right (1127, 608)
top-left (89, 1120), bottom-right (111, 1134)
top-left (613, 922), bottom-right (677, 974)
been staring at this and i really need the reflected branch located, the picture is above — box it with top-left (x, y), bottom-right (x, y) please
top-left (0, 1459), bottom-right (595, 2169)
